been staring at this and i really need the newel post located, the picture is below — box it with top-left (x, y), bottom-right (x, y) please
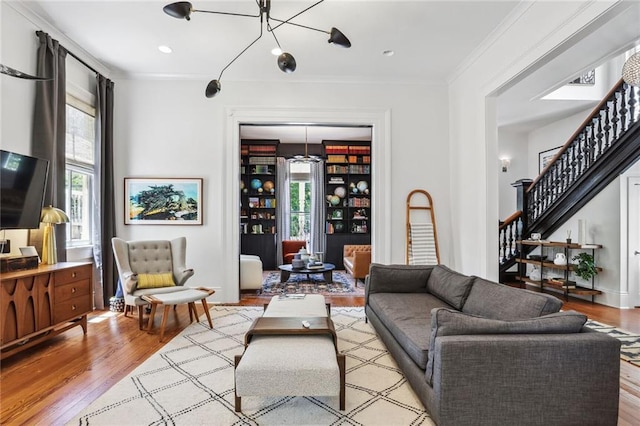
top-left (511, 179), bottom-right (533, 234)
top-left (511, 179), bottom-right (533, 279)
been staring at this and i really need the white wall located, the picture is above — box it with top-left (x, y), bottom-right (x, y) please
top-left (111, 78), bottom-right (450, 302)
top-left (449, 1), bottom-right (621, 280)
top-left (497, 130), bottom-right (528, 219)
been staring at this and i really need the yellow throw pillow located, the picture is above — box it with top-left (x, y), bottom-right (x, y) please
top-left (136, 273), bottom-right (176, 289)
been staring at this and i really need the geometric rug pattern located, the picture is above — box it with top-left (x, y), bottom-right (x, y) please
top-left (586, 319), bottom-right (640, 366)
top-left (261, 270), bottom-right (357, 295)
top-left (68, 306), bottom-right (433, 425)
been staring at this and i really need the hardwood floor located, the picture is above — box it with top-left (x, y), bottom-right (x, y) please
top-left (1, 293), bottom-right (638, 425)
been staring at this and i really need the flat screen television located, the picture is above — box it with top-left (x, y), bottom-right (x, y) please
top-left (0, 150), bottom-right (49, 230)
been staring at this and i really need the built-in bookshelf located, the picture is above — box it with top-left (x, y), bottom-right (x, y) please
top-left (323, 141), bottom-right (372, 267)
top-left (240, 141), bottom-right (278, 269)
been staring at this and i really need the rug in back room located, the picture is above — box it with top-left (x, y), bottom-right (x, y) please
top-left (68, 306), bottom-right (433, 426)
top-left (261, 270), bottom-right (358, 295)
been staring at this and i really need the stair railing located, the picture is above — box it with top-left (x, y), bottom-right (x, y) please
top-left (499, 210), bottom-right (523, 265)
top-left (526, 79), bottom-right (640, 224)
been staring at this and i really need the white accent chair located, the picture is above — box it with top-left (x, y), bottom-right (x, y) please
top-left (240, 254), bottom-right (263, 292)
top-left (112, 237), bottom-right (194, 329)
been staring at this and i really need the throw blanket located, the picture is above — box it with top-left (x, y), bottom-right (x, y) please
top-left (408, 223), bottom-right (438, 265)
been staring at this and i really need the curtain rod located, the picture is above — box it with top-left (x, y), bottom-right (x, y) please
top-left (36, 30), bottom-right (102, 76)
top-left (67, 50), bottom-right (100, 76)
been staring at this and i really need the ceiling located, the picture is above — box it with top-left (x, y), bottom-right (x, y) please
top-left (12, 1), bottom-right (640, 138)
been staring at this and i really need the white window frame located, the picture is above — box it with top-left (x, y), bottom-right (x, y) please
top-left (65, 92), bottom-right (96, 249)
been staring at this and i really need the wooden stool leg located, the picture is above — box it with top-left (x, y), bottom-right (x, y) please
top-left (189, 302), bottom-right (198, 324)
top-left (159, 305), bottom-right (171, 342)
top-left (146, 302), bottom-right (158, 333)
top-left (188, 303), bottom-right (194, 323)
top-left (137, 305), bottom-right (145, 330)
top-left (201, 299), bottom-right (213, 329)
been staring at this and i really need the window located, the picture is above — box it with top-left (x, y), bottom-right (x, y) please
top-left (289, 162), bottom-right (311, 240)
top-left (65, 94), bottom-right (95, 247)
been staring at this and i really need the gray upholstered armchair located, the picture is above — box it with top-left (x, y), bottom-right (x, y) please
top-left (112, 237), bottom-right (194, 329)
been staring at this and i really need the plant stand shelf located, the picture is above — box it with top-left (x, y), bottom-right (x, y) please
top-left (515, 240), bottom-right (602, 302)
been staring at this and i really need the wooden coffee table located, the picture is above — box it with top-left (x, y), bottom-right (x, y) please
top-left (278, 263), bottom-right (335, 284)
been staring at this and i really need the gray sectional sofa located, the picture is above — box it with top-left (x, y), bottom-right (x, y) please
top-left (364, 263), bottom-right (621, 426)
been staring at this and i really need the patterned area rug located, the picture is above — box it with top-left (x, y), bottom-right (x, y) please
top-left (261, 270), bottom-right (357, 295)
top-left (69, 306), bottom-right (432, 425)
top-left (586, 320), bottom-right (640, 366)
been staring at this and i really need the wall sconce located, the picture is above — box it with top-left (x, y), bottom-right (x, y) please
top-left (40, 205), bottom-right (69, 264)
top-left (500, 158), bottom-right (511, 173)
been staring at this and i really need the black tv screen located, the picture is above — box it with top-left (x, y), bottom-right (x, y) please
top-left (0, 150), bottom-right (49, 230)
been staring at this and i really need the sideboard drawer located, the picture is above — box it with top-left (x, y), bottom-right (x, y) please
top-left (54, 264), bottom-right (92, 284)
top-left (55, 280), bottom-right (91, 303)
top-left (54, 296), bottom-right (92, 323)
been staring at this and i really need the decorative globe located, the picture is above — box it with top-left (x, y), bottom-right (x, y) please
top-left (263, 180), bottom-right (275, 192)
top-left (357, 181), bottom-right (368, 192)
top-left (329, 195), bottom-right (341, 206)
top-left (334, 186), bottom-right (347, 198)
top-left (250, 179), bottom-right (262, 190)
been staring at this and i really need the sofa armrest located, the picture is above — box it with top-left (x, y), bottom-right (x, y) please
top-left (431, 332), bottom-right (620, 426)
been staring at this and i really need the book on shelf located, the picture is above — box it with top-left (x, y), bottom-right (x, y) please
top-left (327, 154), bottom-right (347, 163)
top-left (547, 278), bottom-right (576, 288)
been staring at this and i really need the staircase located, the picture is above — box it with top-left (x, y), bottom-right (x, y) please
top-left (499, 78), bottom-right (640, 282)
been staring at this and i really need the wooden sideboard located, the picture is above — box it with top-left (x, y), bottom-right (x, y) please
top-left (1, 261), bottom-right (93, 359)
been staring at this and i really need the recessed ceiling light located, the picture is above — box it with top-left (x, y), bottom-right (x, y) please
top-left (271, 47), bottom-right (282, 56)
top-left (158, 45), bottom-right (173, 54)
top-left (382, 50), bottom-right (394, 57)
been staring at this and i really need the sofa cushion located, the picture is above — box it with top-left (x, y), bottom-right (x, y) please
top-left (462, 277), bottom-right (563, 320)
top-left (367, 263), bottom-right (432, 293)
top-left (425, 308), bottom-right (587, 385)
top-left (369, 293), bottom-right (451, 369)
top-left (426, 265), bottom-right (474, 310)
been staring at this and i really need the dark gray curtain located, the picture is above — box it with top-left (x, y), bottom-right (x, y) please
top-left (275, 157), bottom-right (291, 265)
top-left (309, 160), bottom-right (325, 258)
top-left (95, 75), bottom-right (116, 307)
top-left (31, 31), bottom-right (68, 261)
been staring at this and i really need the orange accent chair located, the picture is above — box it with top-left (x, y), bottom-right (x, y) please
top-left (282, 240), bottom-right (307, 264)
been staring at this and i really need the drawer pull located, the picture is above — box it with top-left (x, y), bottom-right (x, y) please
top-left (72, 272), bottom-right (77, 278)
top-left (71, 287), bottom-right (76, 293)
top-left (72, 305), bottom-right (77, 311)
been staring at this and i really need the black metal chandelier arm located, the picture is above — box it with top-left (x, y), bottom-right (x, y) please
top-left (267, 22), bottom-right (283, 50)
top-left (193, 9), bottom-right (260, 18)
top-left (217, 25), bottom-right (264, 81)
top-left (268, 0), bottom-right (324, 32)
top-left (268, 18), bottom-right (328, 35)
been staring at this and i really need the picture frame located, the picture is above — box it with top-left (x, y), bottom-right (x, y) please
top-left (538, 146), bottom-right (562, 173)
top-left (124, 178), bottom-right (203, 225)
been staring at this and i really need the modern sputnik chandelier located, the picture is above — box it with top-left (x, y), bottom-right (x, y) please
top-left (163, 0), bottom-right (351, 98)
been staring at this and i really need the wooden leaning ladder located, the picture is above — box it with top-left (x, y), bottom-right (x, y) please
top-left (406, 189), bottom-right (440, 265)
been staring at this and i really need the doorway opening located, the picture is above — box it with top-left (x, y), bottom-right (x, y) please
top-left (238, 123), bottom-right (373, 298)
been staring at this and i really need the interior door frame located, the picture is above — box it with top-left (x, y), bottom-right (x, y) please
top-left (222, 107), bottom-right (391, 303)
top-left (627, 176), bottom-right (640, 307)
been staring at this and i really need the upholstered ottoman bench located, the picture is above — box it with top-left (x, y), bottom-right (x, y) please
top-left (234, 295), bottom-right (345, 411)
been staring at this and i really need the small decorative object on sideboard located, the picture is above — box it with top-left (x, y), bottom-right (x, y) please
top-left (572, 252), bottom-right (599, 281)
top-left (566, 230), bottom-right (572, 244)
top-left (553, 252), bottom-right (567, 265)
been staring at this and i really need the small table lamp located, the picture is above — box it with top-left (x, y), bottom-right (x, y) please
top-left (40, 205), bottom-right (69, 264)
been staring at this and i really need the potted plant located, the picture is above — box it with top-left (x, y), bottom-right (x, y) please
top-left (572, 252), bottom-right (598, 280)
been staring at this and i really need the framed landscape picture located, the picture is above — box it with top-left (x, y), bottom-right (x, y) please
top-left (538, 146), bottom-right (562, 173)
top-left (124, 178), bottom-right (203, 225)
